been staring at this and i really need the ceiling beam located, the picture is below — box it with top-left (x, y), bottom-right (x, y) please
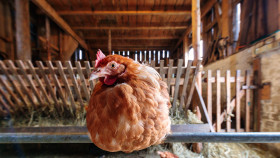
top-left (31, 0), bottom-right (88, 50)
top-left (58, 10), bottom-right (191, 16)
top-left (73, 26), bottom-right (188, 30)
top-left (85, 36), bottom-right (180, 40)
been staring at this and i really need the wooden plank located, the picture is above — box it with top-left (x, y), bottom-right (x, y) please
top-left (207, 70), bottom-right (213, 123)
top-left (45, 61), bottom-right (67, 111)
top-left (84, 61), bottom-right (94, 92)
top-left (0, 76), bottom-right (22, 108)
top-left (245, 70), bottom-right (251, 132)
top-left (26, 61), bottom-right (52, 104)
top-left (216, 70), bottom-right (221, 132)
top-left (31, 0), bottom-right (88, 50)
top-left (56, 61), bottom-right (76, 113)
top-left (0, 96), bottom-right (10, 114)
top-left (75, 61), bottom-right (90, 102)
top-left (226, 70), bottom-right (231, 132)
top-left (36, 61), bottom-right (59, 106)
top-left (73, 26), bottom-right (188, 30)
top-left (159, 60), bottom-right (164, 79)
top-left (236, 70), bottom-right (241, 132)
top-left (65, 61), bottom-right (84, 107)
top-left (85, 36), bottom-right (180, 40)
top-left (192, 0), bottom-right (201, 62)
top-left (167, 59), bottom-right (174, 94)
top-left (179, 60), bottom-right (193, 109)
top-left (185, 60), bottom-right (202, 110)
top-left (15, 0), bottom-right (31, 60)
top-left (45, 17), bottom-right (51, 60)
top-left (172, 59), bottom-right (183, 110)
top-left (58, 10), bottom-right (192, 15)
top-left (253, 58), bottom-right (261, 132)
top-left (16, 61), bottom-right (43, 105)
top-left (5, 60), bottom-right (37, 107)
top-left (108, 30), bottom-right (111, 54)
top-left (0, 87), bottom-right (14, 113)
top-left (151, 60), bottom-right (155, 68)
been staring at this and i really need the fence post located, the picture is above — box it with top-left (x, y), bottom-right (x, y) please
top-left (236, 70), bottom-right (241, 132)
top-left (226, 70), bottom-right (231, 132)
top-left (216, 70), bottom-right (221, 132)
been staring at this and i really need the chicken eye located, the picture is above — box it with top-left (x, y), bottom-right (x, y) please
top-left (111, 63), bottom-right (115, 68)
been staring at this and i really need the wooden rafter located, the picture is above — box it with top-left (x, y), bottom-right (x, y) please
top-left (73, 26), bottom-right (188, 30)
top-left (84, 36), bottom-right (180, 40)
top-left (31, 0), bottom-right (88, 50)
top-left (58, 10), bottom-right (191, 15)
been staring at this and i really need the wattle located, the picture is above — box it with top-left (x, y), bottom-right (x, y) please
top-left (104, 76), bottom-right (117, 85)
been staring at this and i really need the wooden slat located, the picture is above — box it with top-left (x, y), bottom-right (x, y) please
top-left (151, 60), bottom-right (155, 68)
top-left (167, 59), bottom-right (174, 94)
top-left (56, 61), bottom-right (76, 113)
top-left (226, 70), bottom-right (231, 132)
top-left (73, 26), bottom-right (188, 30)
top-left (207, 70), bottom-right (213, 123)
top-left (185, 60), bottom-right (202, 110)
top-left (236, 70), bottom-right (241, 132)
top-left (36, 61), bottom-right (59, 106)
top-left (26, 61), bottom-right (52, 104)
top-left (245, 70), bottom-right (251, 132)
top-left (179, 60), bottom-right (193, 109)
top-left (58, 10), bottom-right (191, 15)
top-left (0, 87), bottom-right (14, 113)
top-left (0, 96), bottom-right (10, 114)
top-left (65, 61), bottom-right (84, 107)
top-left (75, 61), bottom-right (90, 102)
top-left (84, 61), bottom-right (94, 92)
top-left (0, 76), bottom-right (21, 108)
top-left (16, 61), bottom-right (43, 105)
top-left (0, 61), bottom-right (28, 107)
top-left (216, 70), bottom-right (221, 132)
top-left (5, 60), bottom-right (37, 107)
top-left (172, 59), bottom-right (183, 110)
top-left (159, 60), bottom-right (164, 79)
top-left (45, 61), bottom-right (67, 111)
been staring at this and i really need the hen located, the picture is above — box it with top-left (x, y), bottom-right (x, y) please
top-left (86, 50), bottom-right (171, 153)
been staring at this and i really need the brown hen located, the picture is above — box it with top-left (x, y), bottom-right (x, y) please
top-left (86, 50), bottom-right (171, 153)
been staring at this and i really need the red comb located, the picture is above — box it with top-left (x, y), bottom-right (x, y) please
top-left (95, 49), bottom-right (106, 67)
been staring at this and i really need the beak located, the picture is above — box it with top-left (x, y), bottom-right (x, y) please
top-left (89, 67), bottom-right (108, 81)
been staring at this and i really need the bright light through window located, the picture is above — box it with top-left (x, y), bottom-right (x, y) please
top-left (79, 49), bottom-right (82, 60)
top-left (162, 50), bottom-right (165, 58)
top-left (112, 51), bottom-right (115, 55)
top-left (127, 51), bottom-right (130, 57)
top-left (167, 50), bottom-right (169, 58)
top-left (189, 48), bottom-right (194, 60)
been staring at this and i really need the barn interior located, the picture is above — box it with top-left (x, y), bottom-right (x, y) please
top-left (0, 0), bottom-right (280, 157)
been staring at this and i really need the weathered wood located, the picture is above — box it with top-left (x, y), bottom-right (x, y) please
top-left (108, 30), bottom-right (111, 55)
top-left (172, 59), bottom-right (183, 110)
top-left (236, 70), bottom-right (241, 132)
top-left (56, 61), bottom-right (76, 113)
top-left (253, 58), bottom-right (261, 132)
top-left (0, 96), bottom-right (11, 114)
top-left (226, 70), bottom-right (231, 132)
top-left (245, 70), bottom-right (251, 132)
top-left (73, 26), bottom-right (188, 30)
top-left (167, 59), bottom-right (174, 94)
top-left (84, 61), bottom-right (94, 92)
top-left (15, 0), bottom-right (31, 60)
top-left (45, 17), bottom-right (51, 60)
top-left (159, 60), bottom-right (165, 79)
top-left (0, 76), bottom-right (22, 108)
top-left (179, 60), bottom-right (193, 109)
top-left (0, 87), bottom-right (14, 113)
top-left (31, 0), bottom-right (88, 50)
top-left (75, 61), bottom-right (90, 102)
top-left (26, 61), bottom-right (52, 105)
top-left (85, 36), bottom-right (180, 40)
top-left (58, 10), bottom-right (191, 15)
top-left (216, 70), bottom-right (221, 132)
top-left (207, 70), bottom-right (213, 123)
top-left (192, 0), bottom-right (201, 62)
top-left (16, 61), bottom-right (43, 105)
top-left (46, 61), bottom-right (67, 111)
top-left (151, 60), bottom-right (155, 68)
top-left (65, 61), bottom-right (84, 108)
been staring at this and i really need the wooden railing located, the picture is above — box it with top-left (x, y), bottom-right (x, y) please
top-left (0, 59), bottom-right (199, 117)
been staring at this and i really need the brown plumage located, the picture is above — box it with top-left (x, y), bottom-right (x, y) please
top-left (86, 50), bottom-right (171, 153)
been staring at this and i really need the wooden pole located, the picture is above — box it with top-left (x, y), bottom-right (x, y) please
top-left (15, 0), bottom-right (31, 60)
top-left (45, 17), bottom-right (51, 60)
top-left (183, 34), bottom-right (189, 67)
top-left (221, 0), bottom-right (232, 56)
top-left (192, 0), bottom-right (201, 64)
top-left (108, 29), bottom-right (111, 55)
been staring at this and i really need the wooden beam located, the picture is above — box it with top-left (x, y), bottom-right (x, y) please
top-left (31, 0), bottom-right (88, 50)
top-left (183, 34), bottom-right (189, 67)
top-left (73, 26), bottom-right (188, 30)
top-left (15, 0), bottom-right (31, 60)
top-left (108, 30), bottom-right (111, 55)
top-left (45, 16), bottom-right (51, 60)
top-left (192, 0), bottom-right (201, 62)
top-left (58, 10), bottom-right (191, 16)
top-left (85, 36), bottom-right (180, 40)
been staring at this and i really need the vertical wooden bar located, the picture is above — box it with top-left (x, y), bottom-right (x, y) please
top-left (245, 70), bottom-right (251, 132)
top-left (75, 61), bottom-right (90, 102)
top-left (216, 70), bottom-right (221, 132)
top-left (56, 61), bottom-right (76, 113)
top-left (253, 58), bottom-right (261, 132)
top-left (207, 70), bottom-right (212, 124)
top-left (179, 60), bottom-right (193, 109)
top-left (172, 59), bottom-right (183, 110)
top-left (192, 0), bottom-right (201, 63)
top-left (108, 29), bottom-right (111, 54)
top-left (15, 0), bottom-right (31, 60)
top-left (65, 61), bottom-right (84, 107)
top-left (26, 61), bottom-right (52, 104)
top-left (45, 16), bottom-right (51, 60)
top-left (167, 59), bottom-right (174, 94)
top-left (84, 61), bottom-right (94, 92)
top-left (151, 60), bottom-right (155, 68)
top-left (159, 60), bottom-right (164, 79)
top-left (236, 70), bottom-right (241, 132)
top-left (226, 70), bottom-right (231, 132)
